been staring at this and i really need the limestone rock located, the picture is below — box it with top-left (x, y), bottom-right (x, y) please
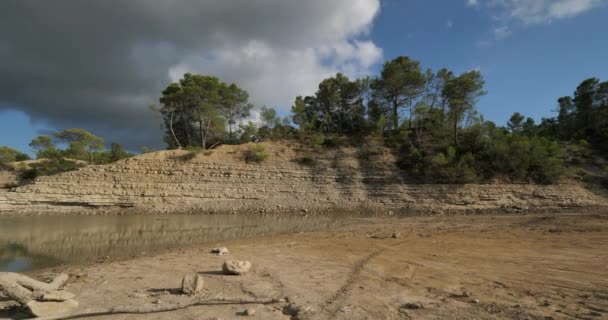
top-left (181, 274), bottom-right (204, 295)
top-left (211, 247), bottom-right (230, 255)
top-left (27, 299), bottom-right (79, 317)
top-left (222, 260), bottom-right (252, 275)
top-left (245, 307), bottom-right (256, 316)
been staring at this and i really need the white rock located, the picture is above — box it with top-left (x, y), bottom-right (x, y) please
top-left (222, 260), bottom-right (252, 275)
top-left (27, 299), bottom-right (79, 317)
top-left (41, 291), bottom-right (76, 302)
top-left (245, 307), bottom-right (256, 316)
top-left (181, 274), bottom-right (204, 295)
top-left (211, 247), bottom-right (230, 255)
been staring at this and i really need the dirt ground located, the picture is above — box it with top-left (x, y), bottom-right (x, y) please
top-left (4, 212), bottom-right (608, 320)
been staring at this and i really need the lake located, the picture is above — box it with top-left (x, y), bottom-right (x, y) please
top-left (0, 213), bottom-right (348, 272)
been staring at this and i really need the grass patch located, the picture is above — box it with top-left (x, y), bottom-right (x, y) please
top-left (244, 145), bottom-right (269, 163)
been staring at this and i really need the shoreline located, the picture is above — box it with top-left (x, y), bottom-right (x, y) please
top-left (3, 212), bottom-right (608, 319)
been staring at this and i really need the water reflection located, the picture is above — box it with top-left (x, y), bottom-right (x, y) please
top-left (0, 214), bottom-right (345, 272)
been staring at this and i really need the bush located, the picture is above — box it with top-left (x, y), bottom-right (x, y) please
top-left (295, 152), bottom-right (315, 165)
top-left (21, 159), bottom-right (84, 180)
top-left (244, 145), bottom-right (269, 163)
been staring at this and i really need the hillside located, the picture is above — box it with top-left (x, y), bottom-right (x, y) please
top-left (0, 141), bottom-right (606, 215)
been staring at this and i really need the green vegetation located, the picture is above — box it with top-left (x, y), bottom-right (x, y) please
top-left (154, 56), bottom-right (606, 185)
top-left (4, 56), bottom-right (607, 187)
top-left (0, 146), bottom-right (30, 163)
top-left (154, 73), bottom-right (252, 149)
top-left (243, 145), bottom-right (269, 163)
top-left (20, 158), bottom-right (85, 180)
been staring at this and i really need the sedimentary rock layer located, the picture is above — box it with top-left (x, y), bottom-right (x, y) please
top-left (0, 143), bottom-right (605, 214)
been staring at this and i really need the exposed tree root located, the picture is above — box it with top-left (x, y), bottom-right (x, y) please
top-left (28, 297), bottom-right (283, 320)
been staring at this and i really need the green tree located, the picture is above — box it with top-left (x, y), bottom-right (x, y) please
top-left (372, 56), bottom-right (426, 130)
top-left (219, 83), bottom-right (252, 144)
top-left (157, 73), bottom-right (227, 150)
top-left (29, 135), bottom-right (59, 159)
top-left (54, 129), bottom-right (104, 163)
top-left (260, 106), bottom-right (279, 128)
top-left (0, 146), bottom-right (30, 163)
top-left (443, 70), bottom-right (486, 145)
top-left (109, 143), bottom-right (131, 162)
top-left (507, 112), bottom-right (525, 133)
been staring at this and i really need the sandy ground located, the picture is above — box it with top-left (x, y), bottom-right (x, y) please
top-left (3, 212), bottom-right (608, 320)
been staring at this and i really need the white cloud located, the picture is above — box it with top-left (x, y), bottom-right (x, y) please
top-left (493, 26), bottom-right (512, 39)
top-left (471, 0), bottom-right (604, 24)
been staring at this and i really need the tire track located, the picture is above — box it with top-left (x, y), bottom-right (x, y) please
top-left (319, 249), bottom-right (384, 319)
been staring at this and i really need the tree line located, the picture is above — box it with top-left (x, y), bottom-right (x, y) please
top-left (2, 55), bottom-right (606, 185)
top-left (158, 55), bottom-right (607, 185)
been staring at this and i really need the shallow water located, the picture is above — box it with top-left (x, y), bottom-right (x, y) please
top-left (0, 213), bottom-right (347, 272)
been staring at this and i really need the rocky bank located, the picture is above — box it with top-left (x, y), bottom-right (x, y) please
top-left (0, 142), bottom-right (605, 215)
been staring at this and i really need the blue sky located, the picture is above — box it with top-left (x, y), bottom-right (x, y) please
top-left (1, 0), bottom-right (606, 154)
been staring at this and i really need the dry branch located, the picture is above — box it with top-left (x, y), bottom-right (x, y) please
top-left (0, 273), bottom-right (69, 305)
top-left (29, 297), bottom-right (283, 320)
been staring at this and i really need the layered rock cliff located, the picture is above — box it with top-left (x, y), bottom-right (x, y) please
top-left (0, 142), bottom-right (605, 214)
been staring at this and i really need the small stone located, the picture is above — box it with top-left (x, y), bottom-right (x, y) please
top-left (245, 307), bottom-right (256, 316)
top-left (401, 303), bottom-right (423, 310)
top-left (27, 299), bottom-right (79, 317)
top-left (152, 299), bottom-right (162, 304)
top-left (129, 292), bottom-right (149, 298)
top-left (211, 247), bottom-right (230, 255)
top-left (471, 299), bottom-right (480, 304)
top-left (283, 304), bottom-right (315, 317)
top-left (222, 260), bottom-right (252, 275)
top-left (392, 232), bottom-right (401, 239)
top-left (41, 291), bottom-right (76, 302)
top-left (181, 274), bottom-right (204, 295)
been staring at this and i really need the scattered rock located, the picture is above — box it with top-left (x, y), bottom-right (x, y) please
top-left (27, 299), bottom-right (79, 317)
top-left (392, 232), bottom-right (401, 239)
top-left (245, 307), bottom-right (256, 316)
top-left (283, 303), bottom-right (315, 318)
top-left (222, 260), bottom-right (252, 275)
top-left (41, 291), bottom-right (76, 302)
top-left (211, 247), bottom-right (230, 255)
top-left (181, 274), bottom-right (204, 295)
top-left (152, 299), bottom-right (162, 304)
top-left (471, 299), bottom-right (480, 304)
top-left (401, 303), bottom-right (423, 310)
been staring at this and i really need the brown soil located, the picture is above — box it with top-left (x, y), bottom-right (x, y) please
top-left (6, 212), bottom-right (608, 320)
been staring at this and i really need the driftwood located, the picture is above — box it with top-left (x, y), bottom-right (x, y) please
top-left (0, 273), bottom-right (69, 305)
top-left (28, 297), bottom-right (283, 320)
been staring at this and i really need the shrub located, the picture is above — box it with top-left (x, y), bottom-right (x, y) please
top-left (295, 152), bottom-right (315, 165)
top-left (20, 159), bottom-right (84, 180)
top-left (244, 145), bottom-right (269, 163)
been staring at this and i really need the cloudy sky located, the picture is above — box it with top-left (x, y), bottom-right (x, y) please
top-left (1, 0), bottom-right (606, 152)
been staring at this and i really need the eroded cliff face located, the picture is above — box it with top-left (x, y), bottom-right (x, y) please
top-left (0, 170), bottom-right (19, 189)
top-left (0, 142), bottom-right (605, 214)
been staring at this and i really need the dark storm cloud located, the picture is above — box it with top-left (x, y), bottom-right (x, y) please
top-left (0, 0), bottom-right (381, 149)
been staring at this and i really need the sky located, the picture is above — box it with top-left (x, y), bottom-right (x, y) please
top-left (0, 0), bottom-right (606, 154)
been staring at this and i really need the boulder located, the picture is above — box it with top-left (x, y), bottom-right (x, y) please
top-left (222, 260), bottom-right (252, 275)
top-left (27, 299), bottom-right (79, 317)
top-left (181, 274), bottom-right (204, 295)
